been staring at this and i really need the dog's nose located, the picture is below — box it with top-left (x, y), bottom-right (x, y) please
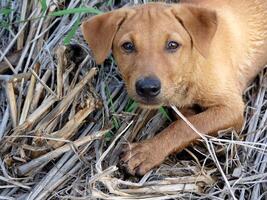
top-left (135, 76), bottom-right (161, 98)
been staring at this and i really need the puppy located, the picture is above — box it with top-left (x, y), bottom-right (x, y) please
top-left (81, 0), bottom-right (267, 175)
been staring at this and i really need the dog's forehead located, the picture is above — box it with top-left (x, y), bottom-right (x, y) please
top-left (120, 3), bottom-right (177, 31)
top-left (132, 2), bottom-right (170, 10)
top-left (115, 4), bottom-right (190, 42)
top-left (131, 3), bottom-right (172, 20)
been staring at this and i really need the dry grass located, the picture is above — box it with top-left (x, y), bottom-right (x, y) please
top-left (0, 0), bottom-right (266, 199)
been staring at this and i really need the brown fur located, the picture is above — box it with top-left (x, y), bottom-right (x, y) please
top-left (81, 0), bottom-right (267, 175)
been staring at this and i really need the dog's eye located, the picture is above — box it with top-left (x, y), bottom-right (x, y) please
top-left (166, 41), bottom-right (180, 51)
top-left (121, 42), bottom-right (135, 53)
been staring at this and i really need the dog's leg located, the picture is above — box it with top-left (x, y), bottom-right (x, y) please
top-left (121, 102), bottom-right (244, 176)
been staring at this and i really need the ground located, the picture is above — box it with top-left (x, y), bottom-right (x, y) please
top-left (0, 0), bottom-right (266, 199)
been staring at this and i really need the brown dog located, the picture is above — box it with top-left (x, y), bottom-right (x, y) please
top-left (81, 0), bottom-right (267, 175)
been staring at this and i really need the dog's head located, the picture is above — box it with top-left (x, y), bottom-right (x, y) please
top-left (82, 3), bottom-right (217, 108)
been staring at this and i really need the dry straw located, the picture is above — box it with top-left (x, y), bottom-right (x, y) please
top-left (0, 0), bottom-right (266, 199)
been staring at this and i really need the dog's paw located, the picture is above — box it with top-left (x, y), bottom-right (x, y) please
top-left (119, 140), bottom-right (167, 176)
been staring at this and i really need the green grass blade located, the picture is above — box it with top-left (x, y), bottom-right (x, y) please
top-left (125, 100), bottom-right (138, 113)
top-left (159, 107), bottom-right (172, 121)
top-left (49, 7), bottom-right (103, 16)
top-left (0, 8), bottom-right (13, 16)
top-left (0, 21), bottom-right (9, 29)
top-left (106, 0), bottom-right (113, 7)
top-left (105, 85), bottom-right (121, 130)
top-left (40, 0), bottom-right (47, 13)
top-left (63, 18), bottom-right (80, 45)
top-left (104, 131), bottom-right (114, 141)
top-left (112, 116), bottom-right (120, 129)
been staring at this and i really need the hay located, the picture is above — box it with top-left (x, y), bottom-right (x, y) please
top-left (0, 0), bottom-right (266, 199)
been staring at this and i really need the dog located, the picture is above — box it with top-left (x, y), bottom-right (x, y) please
top-left (81, 0), bottom-right (267, 176)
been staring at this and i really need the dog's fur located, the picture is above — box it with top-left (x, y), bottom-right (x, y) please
top-left (81, 0), bottom-right (267, 175)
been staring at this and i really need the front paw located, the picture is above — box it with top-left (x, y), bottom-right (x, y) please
top-left (119, 140), bottom-right (167, 176)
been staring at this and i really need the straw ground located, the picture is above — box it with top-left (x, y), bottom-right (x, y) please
top-left (0, 0), bottom-right (266, 199)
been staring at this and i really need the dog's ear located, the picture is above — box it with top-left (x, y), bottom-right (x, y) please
top-left (81, 10), bottom-right (130, 64)
top-left (171, 5), bottom-right (217, 57)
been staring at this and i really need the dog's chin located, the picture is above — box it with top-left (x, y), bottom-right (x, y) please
top-left (135, 98), bottom-right (163, 109)
top-left (138, 103), bottom-right (162, 109)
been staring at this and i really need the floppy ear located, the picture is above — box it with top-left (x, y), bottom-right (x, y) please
top-left (171, 5), bottom-right (217, 57)
top-left (81, 10), bottom-right (129, 64)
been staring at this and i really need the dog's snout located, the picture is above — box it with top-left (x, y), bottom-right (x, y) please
top-left (135, 76), bottom-right (161, 98)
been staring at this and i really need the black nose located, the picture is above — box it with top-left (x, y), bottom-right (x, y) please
top-left (135, 76), bottom-right (161, 98)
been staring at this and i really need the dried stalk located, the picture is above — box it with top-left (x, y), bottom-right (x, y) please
top-left (17, 0), bottom-right (28, 50)
top-left (0, 176), bottom-right (30, 190)
top-left (18, 96), bottom-right (57, 131)
top-left (48, 97), bottom-right (98, 148)
top-left (16, 129), bottom-right (108, 176)
top-left (5, 82), bottom-right (17, 128)
top-left (56, 46), bottom-right (66, 98)
top-left (0, 107), bottom-right (9, 139)
top-left (0, 10), bottom-right (36, 63)
top-left (0, 72), bottom-right (31, 82)
top-left (120, 183), bottom-right (199, 194)
top-left (0, 1), bottom-right (266, 199)
top-left (19, 63), bottom-right (40, 125)
top-left (0, 96), bottom-right (58, 153)
top-left (33, 162), bottom-right (83, 200)
top-left (35, 67), bottom-right (97, 131)
top-left (30, 68), bottom-right (52, 112)
top-left (29, 68), bottom-right (57, 98)
top-left (0, 50), bottom-right (16, 74)
top-left (0, 50), bottom-right (22, 74)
